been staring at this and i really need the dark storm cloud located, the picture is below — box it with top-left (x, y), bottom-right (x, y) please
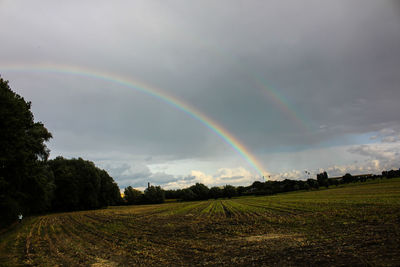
top-left (1, 0), bottom-right (399, 183)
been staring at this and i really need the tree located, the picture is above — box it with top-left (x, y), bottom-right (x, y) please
top-left (189, 183), bottom-right (209, 200)
top-left (342, 173), bottom-right (353, 183)
top-left (48, 157), bottom-right (122, 211)
top-left (223, 185), bottom-right (237, 198)
top-left (124, 186), bottom-right (143, 204)
top-left (331, 179), bottom-right (339, 187)
top-left (98, 170), bottom-right (123, 206)
top-left (209, 187), bottom-right (223, 199)
top-left (317, 171), bottom-right (329, 188)
top-left (307, 179), bottom-right (319, 189)
top-left (144, 186), bottom-right (165, 204)
top-left (181, 188), bottom-right (197, 201)
top-left (251, 181), bottom-right (264, 190)
top-left (0, 77), bottom-right (53, 226)
top-left (236, 186), bottom-right (246, 196)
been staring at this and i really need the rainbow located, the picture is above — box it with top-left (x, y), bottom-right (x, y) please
top-left (191, 40), bottom-right (312, 133)
top-left (0, 63), bottom-right (267, 177)
top-left (253, 76), bottom-right (312, 132)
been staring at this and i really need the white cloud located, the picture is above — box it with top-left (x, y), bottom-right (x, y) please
top-left (162, 167), bottom-right (256, 189)
top-left (270, 170), bottom-right (303, 180)
top-left (265, 140), bottom-right (400, 180)
top-left (348, 143), bottom-right (399, 163)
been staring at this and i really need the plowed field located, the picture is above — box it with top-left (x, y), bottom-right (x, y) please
top-left (1, 178), bottom-right (400, 266)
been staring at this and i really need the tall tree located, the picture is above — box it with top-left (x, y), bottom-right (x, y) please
top-left (209, 186), bottom-right (223, 199)
top-left (0, 77), bottom-right (53, 226)
top-left (144, 186), bottom-right (165, 204)
top-left (223, 185), bottom-right (237, 198)
top-left (48, 157), bottom-right (122, 211)
top-left (124, 186), bottom-right (143, 204)
top-left (189, 183), bottom-right (209, 200)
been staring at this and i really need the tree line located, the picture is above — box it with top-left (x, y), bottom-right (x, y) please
top-left (0, 77), bottom-right (122, 227)
top-left (159, 169), bottom-right (399, 202)
top-left (123, 185), bottom-right (165, 205)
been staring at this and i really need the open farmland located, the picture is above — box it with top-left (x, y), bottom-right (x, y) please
top-left (1, 178), bottom-right (400, 266)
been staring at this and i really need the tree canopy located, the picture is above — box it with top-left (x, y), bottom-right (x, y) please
top-left (124, 186), bottom-right (143, 204)
top-left (48, 157), bottom-right (122, 211)
top-left (0, 77), bottom-right (53, 226)
top-left (144, 186), bottom-right (165, 204)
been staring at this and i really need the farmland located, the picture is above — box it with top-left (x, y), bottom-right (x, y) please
top-left (1, 178), bottom-right (400, 266)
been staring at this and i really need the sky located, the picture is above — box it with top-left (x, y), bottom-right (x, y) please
top-left (1, 0), bottom-right (400, 190)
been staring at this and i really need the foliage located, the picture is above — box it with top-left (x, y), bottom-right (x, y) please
top-left (383, 169), bottom-right (400, 178)
top-left (209, 186), bottom-right (223, 199)
top-left (223, 185), bottom-right (237, 198)
top-left (307, 179), bottom-right (319, 189)
top-left (48, 157), bottom-right (122, 211)
top-left (317, 171), bottom-right (329, 188)
top-left (342, 173), bottom-right (353, 183)
top-left (163, 168), bottom-right (397, 202)
top-left (0, 77), bottom-right (52, 226)
top-left (124, 186), bottom-right (143, 204)
top-left (189, 183), bottom-right (209, 200)
top-left (98, 169), bottom-right (123, 206)
top-left (164, 189), bottom-right (182, 199)
top-left (144, 186), bottom-right (165, 204)
top-left (180, 188), bottom-right (198, 201)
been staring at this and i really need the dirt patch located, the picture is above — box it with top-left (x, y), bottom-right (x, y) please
top-left (91, 257), bottom-right (118, 267)
top-left (237, 233), bottom-right (304, 242)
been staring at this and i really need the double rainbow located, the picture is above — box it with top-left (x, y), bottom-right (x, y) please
top-left (0, 63), bottom-right (267, 177)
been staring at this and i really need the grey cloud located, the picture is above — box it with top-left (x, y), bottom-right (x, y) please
top-left (347, 142), bottom-right (400, 172)
top-left (105, 161), bottom-right (177, 189)
top-left (1, 1), bottom-right (399, 185)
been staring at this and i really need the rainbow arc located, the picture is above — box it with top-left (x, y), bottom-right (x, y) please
top-left (0, 63), bottom-right (267, 177)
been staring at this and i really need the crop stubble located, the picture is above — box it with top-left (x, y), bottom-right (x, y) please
top-left (1, 178), bottom-right (400, 266)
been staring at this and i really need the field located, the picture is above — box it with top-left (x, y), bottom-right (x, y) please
top-left (1, 178), bottom-right (400, 266)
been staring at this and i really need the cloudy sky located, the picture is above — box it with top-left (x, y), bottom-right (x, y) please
top-left (1, 0), bottom-right (400, 189)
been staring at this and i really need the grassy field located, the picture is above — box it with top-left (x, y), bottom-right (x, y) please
top-left (1, 178), bottom-right (400, 266)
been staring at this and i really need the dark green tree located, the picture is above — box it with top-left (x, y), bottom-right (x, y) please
top-left (164, 189), bottom-right (182, 199)
top-left (98, 170), bottom-right (123, 206)
top-left (342, 173), bottom-right (353, 183)
top-left (0, 77), bottom-right (53, 226)
top-left (317, 171), bottom-right (329, 188)
top-left (209, 186), bottom-right (223, 199)
top-left (331, 179), bottom-right (339, 187)
top-left (251, 181), bottom-right (264, 190)
top-left (181, 188), bottom-right (198, 201)
top-left (236, 186), bottom-right (246, 196)
top-left (48, 157), bottom-right (122, 211)
top-left (124, 186), bottom-right (143, 204)
top-left (144, 185), bottom-right (165, 204)
top-left (223, 185), bottom-right (237, 198)
top-left (189, 183), bottom-right (209, 200)
top-left (307, 178), bottom-right (319, 189)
